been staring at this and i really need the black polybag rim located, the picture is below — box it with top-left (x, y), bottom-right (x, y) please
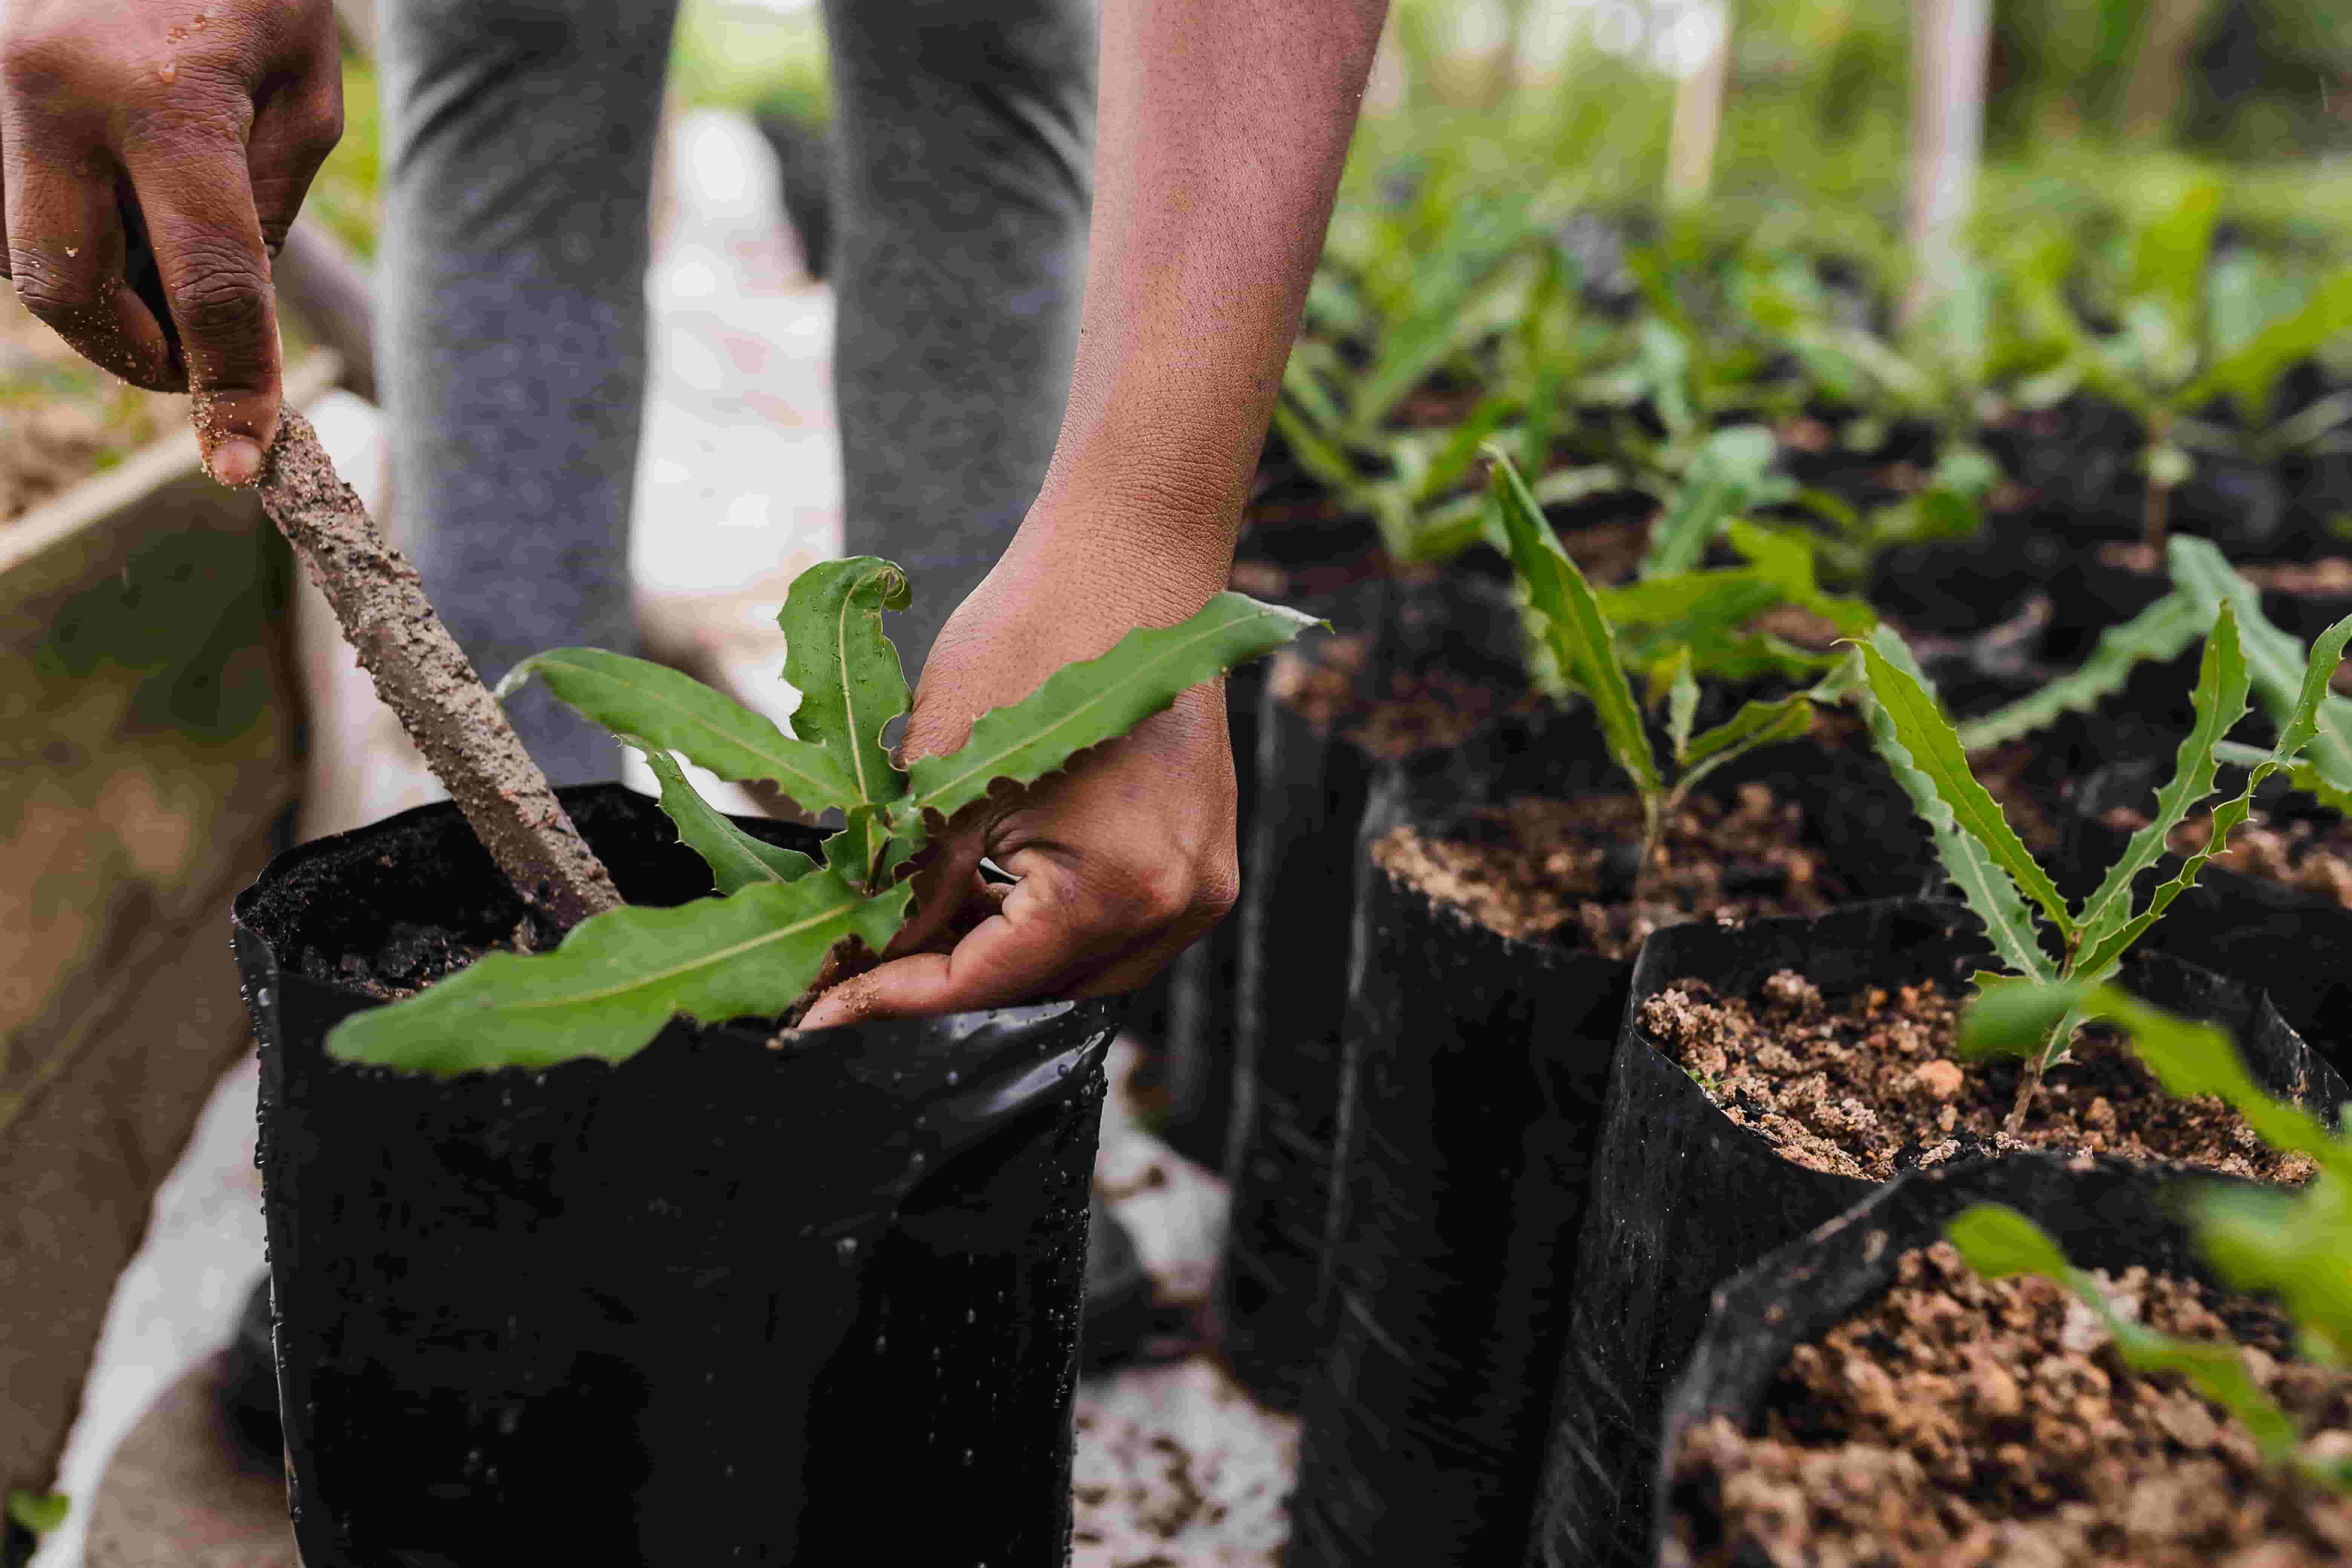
top-left (231, 781), bottom-right (1121, 1074)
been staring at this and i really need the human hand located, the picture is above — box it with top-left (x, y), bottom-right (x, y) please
top-left (1, 0), bottom-right (341, 484)
top-left (799, 539), bottom-right (1241, 1027)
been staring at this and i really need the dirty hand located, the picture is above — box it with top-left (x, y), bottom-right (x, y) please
top-left (799, 541), bottom-right (1240, 1028)
top-left (1, 0), bottom-right (341, 484)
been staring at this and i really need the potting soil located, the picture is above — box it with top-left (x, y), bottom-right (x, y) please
top-left (1641, 971), bottom-right (2317, 1184)
top-left (1373, 782), bottom-right (1848, 957)
top-left (1670, 1242), bottom-right (2352, 1566)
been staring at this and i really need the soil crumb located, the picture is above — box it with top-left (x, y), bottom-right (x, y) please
top-left (1641, 975), bottom-right (2315, 1184)
top-left (1667, 1241), bottom-right (2352, 1568)
top-left (1373, 782), bottom-right (1841, 959)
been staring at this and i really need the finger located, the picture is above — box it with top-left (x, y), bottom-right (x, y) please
top-left (246, 73), bottom-right (341, 256)
top-left (118, 121), bottom-right (281, 485)
top-left (1, 127), bottom-right (175, 386)
top-left (879, 832), bottom-right (991, 959)
top-left (799, 865), bottom-right (1168, 1029)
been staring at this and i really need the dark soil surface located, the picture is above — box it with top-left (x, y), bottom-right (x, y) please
top-left (1640, 974), bottom-right (2314, 1184)
top-left (1373, 781), bottom-right (1843, 959)
top-left (302, 920), bottom-right (520, 1000)
top-left (1667, 1241), bottom-right (2352, 1567)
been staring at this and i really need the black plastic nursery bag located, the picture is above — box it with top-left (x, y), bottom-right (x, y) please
top-left (1222, 571), bottom-right (1524, 1406)
top-left (1525, 898), bottom-right (2349, 1568)
top-left (1284, 761), bottom-right (1625, 1568)
top-left (1655, 1152), bottom-right (2231, 1565)
top-left (236, 786), bottom-right (1119, 1568)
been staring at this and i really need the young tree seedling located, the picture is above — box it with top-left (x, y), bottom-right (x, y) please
top-left (1484, 446), bottom-right (1867, 909)
top-left (1857, 603), bottom-right (2352, 1132)
top-left (326, 556), bottom-right (1316, 1075)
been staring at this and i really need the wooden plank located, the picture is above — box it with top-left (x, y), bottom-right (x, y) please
top-left (0, 357), bottom-right (336, 1506)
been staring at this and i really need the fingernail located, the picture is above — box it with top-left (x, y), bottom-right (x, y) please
top-left (209, 438), bottom-right (264, 487)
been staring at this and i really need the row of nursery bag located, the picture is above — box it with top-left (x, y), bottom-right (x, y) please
top-left (1210, 449), bottom-right (2352, 1565)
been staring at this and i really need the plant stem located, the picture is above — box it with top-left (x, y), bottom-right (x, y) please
top-left (2145, 476), bottom-right (2172, 553)
top-left (1631, 792), bottom-right (1669, 911)
top-left (255, 413), bottom-right (623, 930)
top-left (2003, 1051), bottom-right (2045, 1137)
top-left (2002, 1018), bottom-right (2068, 1137)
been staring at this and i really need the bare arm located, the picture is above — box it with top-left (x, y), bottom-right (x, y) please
top-left (803, 0), bottom-right (1389, 1027)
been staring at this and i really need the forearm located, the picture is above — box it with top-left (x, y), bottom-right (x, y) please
top-left (1018, 0), bottom-right (1388, 619)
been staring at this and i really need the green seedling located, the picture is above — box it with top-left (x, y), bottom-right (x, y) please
top-left (2007, 176), bottom-right (2352, 547)
top-left (1858, 601), bottom-right (2352, 1131)
top-left (328, 558), bottom-right (1315, 1075)
top-left (1485, 446), bottom-right (1867, 908)
top-left (1960, 537), bottom-right (2352, 819)
top-left (1949, 986), bottom-right (2352, 1491)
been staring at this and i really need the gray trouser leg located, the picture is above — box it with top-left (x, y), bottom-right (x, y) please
top-left (379, 0), bottom-right (681, 786)
top-left (822, 0), bottom-right (1098, 675)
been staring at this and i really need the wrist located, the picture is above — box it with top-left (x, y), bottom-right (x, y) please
top-left (1007, 482), bottom-right (1241, 628)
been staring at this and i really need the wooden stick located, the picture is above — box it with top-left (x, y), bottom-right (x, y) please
top-left (1664, 6), bottom-right (1730, 211)
top-left (1902, 0), bottom-right (1992, 321)
top-left (255, 413), bottom-right (623, 929)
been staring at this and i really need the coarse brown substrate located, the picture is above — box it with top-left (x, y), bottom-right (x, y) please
top-left (1667, 1241), bottom-right (2352, 1568)
top-left (1638, 972), bottom-right (2312, 1185)
top-left (1373, 782), bottom-right (1842, 960)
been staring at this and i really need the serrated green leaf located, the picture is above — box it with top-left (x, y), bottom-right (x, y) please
top-left (1487, 446), bottom-right (1662, 801)
top-left (2075, 603), bottom-right (2249, 957)
top-left (779, 558), bottom-right (913, 814)
top-left (1957, 591), bottom-right (2207, 750)
top-left (2082, 611), bottom-right (2352, 978)
top-left (1857, 628), bottom-right (2073, 945)
top-left (1639, 425), bottom-right (1776, 580)
top-left (1675, 694), bottom-right (1816, 799)
top-left (2170, 538), bottom-right (2352, 798)
top-left (501, 648), bottom-right (858, 811)
top-left (2213, 743), bottom-right (2352, 816)
top-left (5, 1492), bottom-right (67, 1538)
top-left (327, 870), bottom-right (914, 1075)
top-left (825, 802), bottom-right (918, 891)
top-left (2266, 612), bottom-right (2352, 773)
top-left (905, 593), bottom-right (1318, 825)
top-left (631, 743), bottom-right (817, 894)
